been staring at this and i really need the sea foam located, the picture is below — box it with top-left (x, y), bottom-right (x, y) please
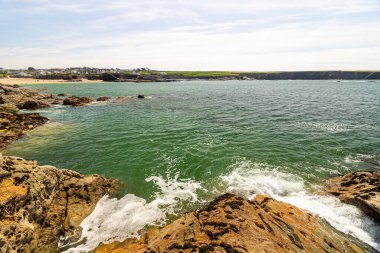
top-left (220, 161), bottom-right (380, 250)
top-left (61, 174), bottom-right (203, 253)
top-left (63, 161), bottom-right (379, 252)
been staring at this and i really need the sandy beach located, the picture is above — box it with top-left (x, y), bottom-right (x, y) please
top-left (0, 77), bottom-right (102, 85)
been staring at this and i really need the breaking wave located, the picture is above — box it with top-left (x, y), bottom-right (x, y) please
top-left (220, 161), bottom-right (380, 250)
top-left (61, 174), bottom-right (203, 252)
top-left (63, 160), bottom-right (379, 252)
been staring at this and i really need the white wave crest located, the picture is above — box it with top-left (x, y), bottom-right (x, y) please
top-left (220, 161), bottom-right (380, 250)
top-left (61, 174), bottom-right (203, 253)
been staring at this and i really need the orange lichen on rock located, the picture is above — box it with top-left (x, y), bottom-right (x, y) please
top-left (0, 178), bottom-right (27, 204)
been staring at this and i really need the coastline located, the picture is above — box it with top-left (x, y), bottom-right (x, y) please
top-left (0, 82), bottom-right (379, 252)
top-left (0, 77), bottom-right (103, 85)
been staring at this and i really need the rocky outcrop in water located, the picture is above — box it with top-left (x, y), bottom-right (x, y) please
top-left (96, 193), bottom-right (376, 253)
top-left (0, 112), bottom-right (48, 150)
top-left (0, 84), bottom-right (54, 150)
top-left (325, 171), bottom-right (380, 222)
top-left (63, 96), bottom-right (93, 106)
top-left (0, 155), bottom-right (120, 252)
top-left (0, 84), bottom-right (59, 109)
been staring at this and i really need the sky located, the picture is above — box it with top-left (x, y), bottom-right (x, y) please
top-left (1, 0), bottom-right (380, 71)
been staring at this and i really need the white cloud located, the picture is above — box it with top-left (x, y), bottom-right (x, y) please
top-left (0, 0), bottom-right (379, 69)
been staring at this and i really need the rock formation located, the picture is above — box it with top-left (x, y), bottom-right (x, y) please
top-left (0, 112), bottom-right (48, 150)
top-left (96, 193), bottom-right (376, 253)
top-left (97, 96), bottom-right (111, 102)
top-left (0, 155), bottom-right (120, 252)
top-left (0, 84), bottom-right (54, 150)
top-left (325, 171), bottom-right (380, 222)
top-left (63, 96), bottom-right (93, 106)
top-left (0, 84), bottom-right (58, 109)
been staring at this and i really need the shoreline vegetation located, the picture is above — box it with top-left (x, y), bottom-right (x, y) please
top-left (0, 82), bottom-right (379, 252)
top-left (1, 70), bottom-right (380, 84)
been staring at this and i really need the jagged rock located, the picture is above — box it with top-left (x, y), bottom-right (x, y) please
top-left (96, 96), bottom-right (111, 102)
top-left (0, 156), bottom-right (120, 253)
top-left (63, 96), bottom-right (93, 106)
top-left (18, 99), bottom-right (50, 109)
top-left (96, 193), bottom-right (375, 253)
top-left (325, 171), bottom-right (380, 222)
top-left (0, 112), bottom-right (48, 150)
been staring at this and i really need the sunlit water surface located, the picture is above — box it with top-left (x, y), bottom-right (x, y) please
top-left (4, 80), bottom-right (380, 251)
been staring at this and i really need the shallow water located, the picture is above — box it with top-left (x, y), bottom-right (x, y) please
top-left (4, 80), bottom-right (380, 251)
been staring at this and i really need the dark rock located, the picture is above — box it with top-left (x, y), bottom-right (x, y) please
top-left (101, 73), bottom-right (119, 81)
top-left (137, 94), bottom-right (145, 99)
top-left (96, 96), bottom-right (111, 102)
top-left (18, 100), bottom-right (50, 110)
top-left (57, 93), bottom-right (69, 97)
top-left (63, 96), bottom-right (93, 106)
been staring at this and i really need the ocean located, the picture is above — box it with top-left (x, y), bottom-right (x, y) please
top-left (4, 80), bottom-right (380, 251)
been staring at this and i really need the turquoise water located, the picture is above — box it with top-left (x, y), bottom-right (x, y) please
top-left (4, 80), bottom-right (380, 250)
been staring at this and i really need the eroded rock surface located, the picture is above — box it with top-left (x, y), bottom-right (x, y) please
top-left (0, 155), bottom-right (120, 252)
top-left (325, 171), bottom-right (380, 222)
top-left (96, 193), bottom-right (375, 253)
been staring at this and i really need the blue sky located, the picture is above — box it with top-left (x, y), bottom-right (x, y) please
top-left (1, 0), bottom-right (380, 70)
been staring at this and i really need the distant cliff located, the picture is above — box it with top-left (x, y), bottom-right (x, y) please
top-left (240, 71), bottom-right (380, 80)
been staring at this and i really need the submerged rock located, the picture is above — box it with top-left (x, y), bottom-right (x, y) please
top-left (0, 156), bottom-right (120, 252)
top-left (325, 171), bottom-right (380, 222)
top-left (96, 193), bottom-right (376, 253)
top-left (63, 96), bottom-right (93, 106)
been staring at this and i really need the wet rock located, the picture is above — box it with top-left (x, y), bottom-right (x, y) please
top-left (325, 171), bottom-right (380, 222)
top-left (0, 156), bottom-right (120, 253)
top-left (18, 99), bottom-right (50, 110)
top-left (96, 193), bottom-right (376, 253)
top-left (137, 94), bottom-right (145, 99)
top-left (0, 112), bottom-right (48, 150)
top-left (96, 96), bottom-right (111, 102)
top-left (63, 96), bottom-right (93, 106)
top-left (57, 93), bottom-right (69, 97)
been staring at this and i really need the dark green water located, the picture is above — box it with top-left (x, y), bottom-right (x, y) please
top-left (3, 80), bottom-right (380, 251)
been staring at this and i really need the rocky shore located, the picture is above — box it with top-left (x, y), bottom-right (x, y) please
top-left (0, 83), bottom-right (122, 252)
top-left (325, 171), bottom-right (380, 222)
top-left (0, 83), bottom-right (379, 252)
top-left (0, 155), bottom-right (120, 252)
top-left (96, 193), bottom-right (377, 253)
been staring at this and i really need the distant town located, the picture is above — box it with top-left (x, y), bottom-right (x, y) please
top-left (0, 67), bottom-right (152, 78)
top-left (1, 67), bottom-right (380, 81)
